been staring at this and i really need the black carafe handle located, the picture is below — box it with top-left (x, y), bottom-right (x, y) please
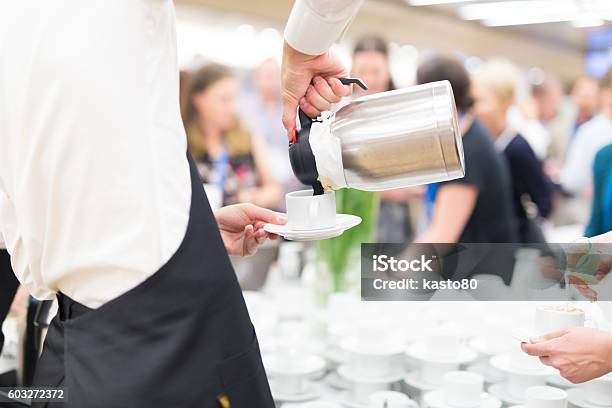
top-left (295, 76), bottom-right (368, 131)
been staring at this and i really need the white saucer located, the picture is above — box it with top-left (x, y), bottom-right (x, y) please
top-left (338, 391), bottom-right (367, 408)
top-left (264, 214), bottom-right (362, 241)
top-left (270, 379), bottom-right (322, 402)
top-left (325, 371), bottom-right (350, 390)
top-left (489, 355), bottom-right (555, 377)
top-left (423, 390), bottom-right (502, 408)
top-left (567, 388), bottom-right (612, 408)
top-left (337, 364), bottom-right (405, 384)
top-left (339, 336), bottom-right (405, 357)
top-left (264, 354), bottom-right (327, 377)
top-left (469, 336), bottom-right (515, 356)
top-left (467, 362), bottom-right (507, 384)
top-left (487, 383), bottom-right (524, 405)
top-left (407, 343), bottom-right (478, 365)
top-left (403, 371), bottom-right (441, 391)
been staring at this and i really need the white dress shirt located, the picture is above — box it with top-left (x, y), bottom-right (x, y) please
top-left (284, 0), bottom-right (364, 55)
top-left (0, 0), bottom-right (360, 309)
top-left (0, 0), bottom-right (191, 308)
top-left (560, 114), bottom-right (612, 195)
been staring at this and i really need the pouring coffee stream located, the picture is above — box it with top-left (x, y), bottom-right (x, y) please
top-left (288, 77), bottom-right (466, 197)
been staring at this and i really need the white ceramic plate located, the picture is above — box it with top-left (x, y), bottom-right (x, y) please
top-left (489, 355), bottom-right (555, 377)
top-left (567, 388), bottom-right (612, 408)
top-left (337, 391), bottom-right (368, 408)
top-left (406, 343), bottom-right (478, 365)
top-left (264, 353), bottom-right (326, 377)
top-left (467, 362), bottom-right (507, 384)
top-left (403, 371), bottom-right (442, 392)
top-left (264, 214), bottom-right (361, 241)
top-left (337, 364), bottom-right (405, 384)
top-left (339, 336), bottom-right (405, 357)
top-left (270, 379), bottom-right (322, 402)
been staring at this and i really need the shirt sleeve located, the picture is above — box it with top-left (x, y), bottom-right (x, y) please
top-left (284, 0), bottom-right (364, 55)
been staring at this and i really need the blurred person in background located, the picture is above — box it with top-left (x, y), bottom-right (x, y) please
top-left (507, 88), bottom-right (551, 161)
top-left (415, 56), bottom-right (517, 245)
top-left (182, 64), bottom-right (282, 209)
top-left (585, 143), bottom-right (612, 237)
top-left (584, 69), bottom-right (612, 237)
top-left (351, 35), bottom-right (422, 243)
top-left (570, 76), bottom-right (600, 138)
top-left (532, 76), bottom-right (569, 168)
top-left (547, 77), bottom-right (600, 179)
top-left (240, 59), bottom-right (300, 210)
top-left (530, 76), bottom-right (588, 226)
top-left (473, 59), bottom-right (553, 243)
top-left (560, 73), bottom-right (612, 202)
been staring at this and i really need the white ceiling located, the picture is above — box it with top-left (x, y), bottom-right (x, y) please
top-left (399, 0), bottom-right (612, 50)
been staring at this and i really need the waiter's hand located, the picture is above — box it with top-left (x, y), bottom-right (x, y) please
top-left (281, 41), bottom-right (351, 132)
top-left (521, 327), bottom-right (612, 383)
top-left (215, 203), bottom-right (287, 256)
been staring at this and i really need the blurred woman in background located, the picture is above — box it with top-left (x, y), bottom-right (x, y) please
top-left (351, 35), bottom-right (421, 243)
top-left (182, 64), bottom-right (281, 209)
top-left (415, 56), bottom-right (517, 245)
top-left (473, 60), bottom-right (552, 244)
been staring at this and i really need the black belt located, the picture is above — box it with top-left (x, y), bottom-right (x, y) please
top-left (55, 293), bottom-right (91, 322)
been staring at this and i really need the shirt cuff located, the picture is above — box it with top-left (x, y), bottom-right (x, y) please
top-left (284, 0), bottom-right (355, 55)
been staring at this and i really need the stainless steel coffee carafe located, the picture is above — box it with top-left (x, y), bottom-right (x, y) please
top-left (289, 79), bottom-right (465, 194)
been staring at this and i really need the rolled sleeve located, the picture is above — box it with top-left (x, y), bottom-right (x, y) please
top-left (284, 0), bottom-right (363, 55)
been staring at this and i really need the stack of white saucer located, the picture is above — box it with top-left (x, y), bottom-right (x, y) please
top-left (466, 335), bottom-right (514, 384)
top-left (487, 349), bottom-right (555, 405)
top-left (509, 385), bottom-right (568, 408)
top-left (404, 334), bottom-right (478, 394)
top-left (567, 373), bottom-right (612, 408)
top-left (336, 335), bottom-right (407, 407)
top-left (422, 371), bottom-right (501, 408)
top-left (282, 391), bottom-right (418, 408)
top-left (264, 352), bottom-right (327, 403)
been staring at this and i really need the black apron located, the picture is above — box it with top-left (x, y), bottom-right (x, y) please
top-left (0, 250), bottom-right (19, 355)
top-left (33, 153), bottom-right (274, 408)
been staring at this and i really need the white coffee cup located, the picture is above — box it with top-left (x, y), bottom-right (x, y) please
top-left (535, 304), bottom-right (585, 336)
top-left (584, 374), bottom-right (612, 406)
top-left (524, 386), bottom-right (567, 408)
top-left (368, 391), bottom-right (417, 408)
top-left (443, 371), bottom-right (484, 407)
top-left (286, 189), bottom-right (336, 230)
